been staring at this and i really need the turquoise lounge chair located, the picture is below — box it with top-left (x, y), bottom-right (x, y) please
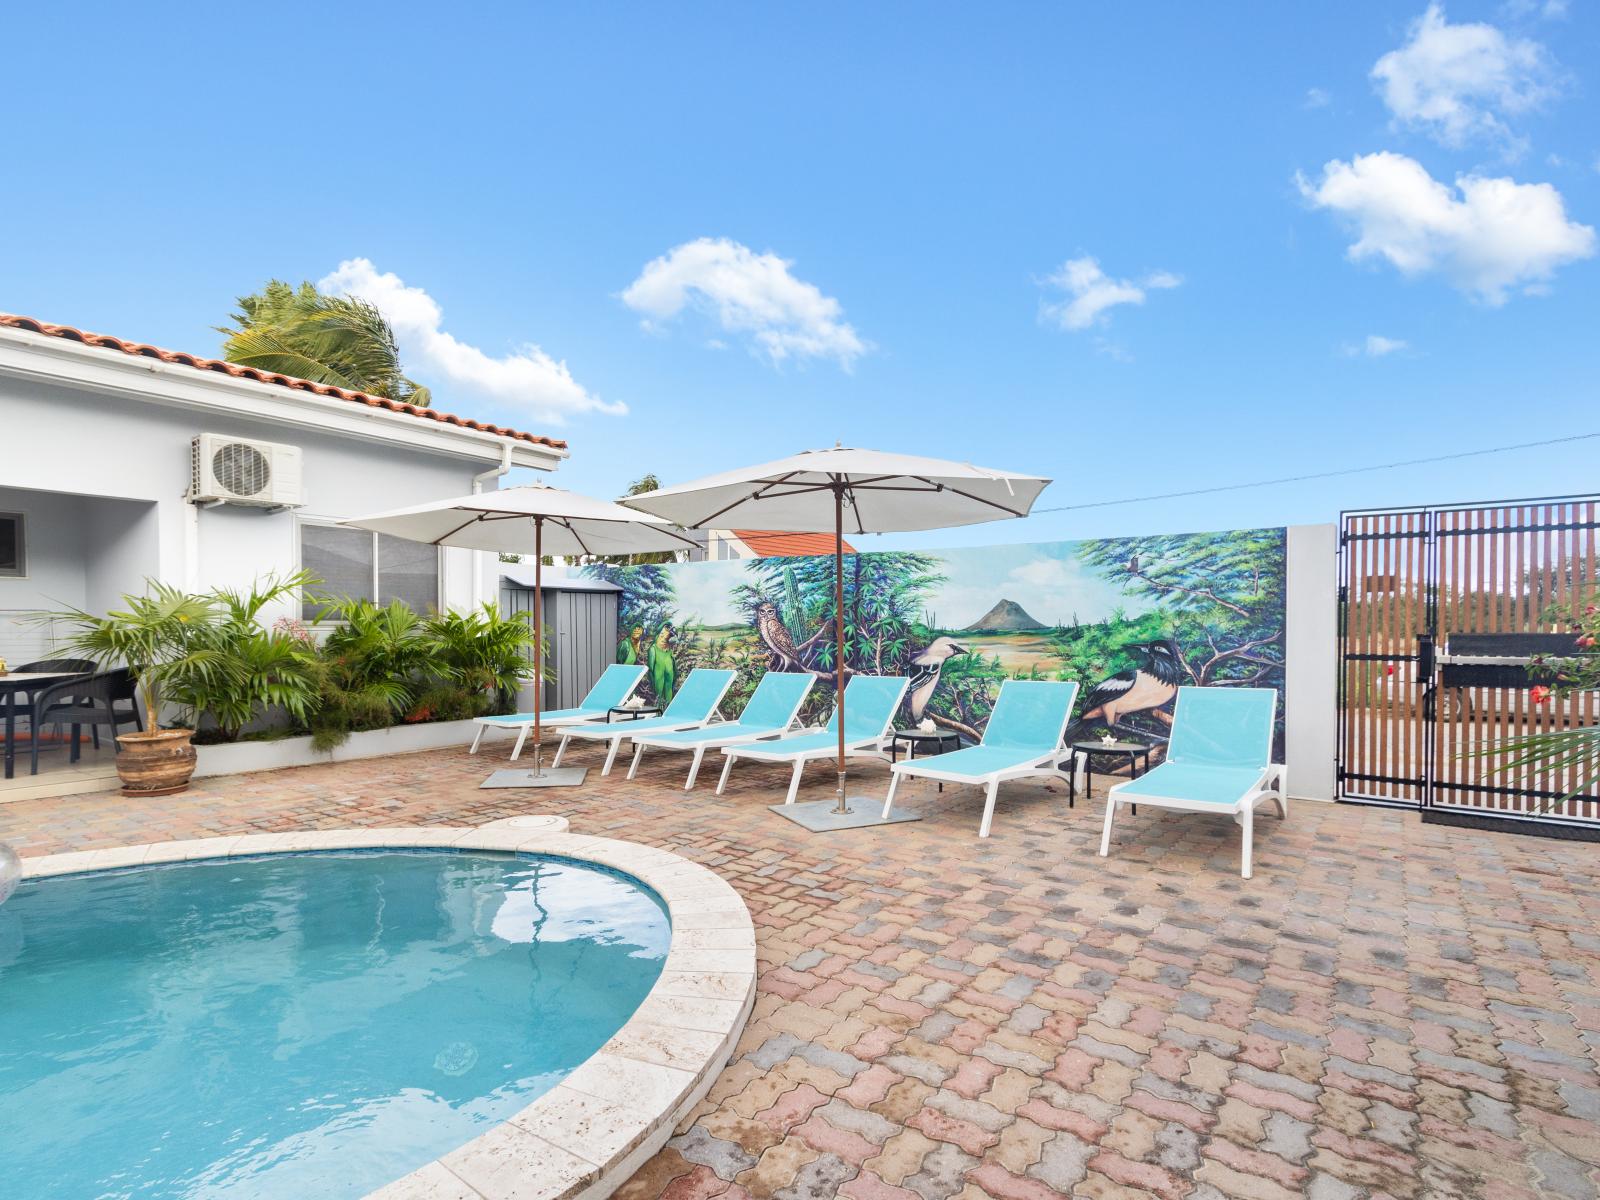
top-left (551, 668), bottom-right (738, 777)
top-left (1099, 686), bottom-right (1285, 879)
top-left (468, 664), bottom-right (646, 761)
top-left (716, 675), bottom-right (911, 805)
top-left (628, 672), bottom-right (814, 790)
top-left (881, 680), bottom-right (1079, 837)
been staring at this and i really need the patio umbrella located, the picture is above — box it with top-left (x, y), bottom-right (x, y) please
top-left (622, 447), bottom-right (1050, 823)
top-left (343, 485), bottom-right (697, 786)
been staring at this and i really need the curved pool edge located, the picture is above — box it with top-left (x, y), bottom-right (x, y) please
top-left (19, 825), bottom-right (757, 1200)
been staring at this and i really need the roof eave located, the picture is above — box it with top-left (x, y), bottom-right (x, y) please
top-left (0, 324), bottom-right (567, 470)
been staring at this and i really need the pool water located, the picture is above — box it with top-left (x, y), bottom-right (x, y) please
top-left (0, 850), bottom-right (670, 1198)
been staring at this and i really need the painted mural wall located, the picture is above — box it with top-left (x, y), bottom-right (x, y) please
top-left (582, 526), bottom-right (1287, 760)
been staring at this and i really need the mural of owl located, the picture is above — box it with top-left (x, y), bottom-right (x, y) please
top-left (755, 602), bottom-right (807, 671)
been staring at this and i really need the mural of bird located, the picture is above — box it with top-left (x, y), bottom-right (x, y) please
top-left (908, 637), bottom-right (967, 722)
top-left (1078, 639), bottom-right (1184, 732)
top-left (623, 626), bottom-right (645, 665)
top-left (648, 626), bottom-right (676, 704)
top-left (755, 602), bottom-right (808, 671)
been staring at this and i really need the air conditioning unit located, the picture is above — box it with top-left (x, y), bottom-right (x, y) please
top-left (189, 434), bottom-right (304, 509)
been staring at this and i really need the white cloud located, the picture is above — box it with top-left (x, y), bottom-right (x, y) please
top-left (1297, 151), bottom-right (1595, 303)
top-left (318, 259), bottom-right (622, 424)
top-left (620, 237), bottom-right (868, 369)
top-left (1342, 334), bottom-right (1410, 357)
top-left (1372, 3), bottom-right (1561, 150)
top-left (1305, 87), bottom-right (1332, 109)
top-left (1502, 0), bottom-right (1568, 19)
top-left (1039, 257), bottom-right (1181, 332)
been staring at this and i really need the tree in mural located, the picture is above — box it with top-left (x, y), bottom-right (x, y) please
top-left (721, 551), bottom-right (954, 724)
top-left (732, 551), bottom-right (946, 680)
top-left (1065, 529), bottom-right (1287, 749)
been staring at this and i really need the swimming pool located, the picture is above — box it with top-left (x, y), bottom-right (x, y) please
top-left (0, 849), bottom-right (671, 1199)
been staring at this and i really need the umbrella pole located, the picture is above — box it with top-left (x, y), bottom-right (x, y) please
top-left (532, 517), bottom-right (543, 777)
top-left (833, 484), bottom-right (850, 815)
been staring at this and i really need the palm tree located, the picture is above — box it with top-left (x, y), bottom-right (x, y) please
top-left (218, 280), bottom-right (432, 407)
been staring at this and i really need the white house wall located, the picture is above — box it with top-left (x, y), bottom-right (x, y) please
top-left (1, 376), bottom-right (507, 631)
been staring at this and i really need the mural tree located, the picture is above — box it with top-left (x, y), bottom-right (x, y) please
top-left (1068, 529), bottom-right (1287, 751)
top-left (734, 551), bottom-right (946, 679)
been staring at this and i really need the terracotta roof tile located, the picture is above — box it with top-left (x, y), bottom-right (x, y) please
top-left (731, 530), bottom-right (857, 557)
top-left (0, 312), bottom-right (567, 451)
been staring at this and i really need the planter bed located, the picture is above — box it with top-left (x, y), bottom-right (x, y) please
top-left (193, 719), bottom-right (482, 779)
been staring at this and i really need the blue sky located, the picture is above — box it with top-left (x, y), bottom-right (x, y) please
top-left (3, 3), bottom-right (1596, 549)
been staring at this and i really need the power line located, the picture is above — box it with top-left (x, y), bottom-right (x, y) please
top-left (1030, 430), bottom-right (1600, 515)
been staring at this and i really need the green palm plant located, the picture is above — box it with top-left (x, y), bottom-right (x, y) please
top-left (41, 584), bottom-right (238, 732)
top-left (168, 573), bottom-right (321, 742)
top-left (218, 280), bottom-right (431, 406)
top-left (303, 597), bottom-right (429, 749)
top-left (421, 605), bottom-right (541, 713)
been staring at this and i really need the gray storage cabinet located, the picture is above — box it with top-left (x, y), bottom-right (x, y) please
top-left (499, 572), bottom-right (620, 711)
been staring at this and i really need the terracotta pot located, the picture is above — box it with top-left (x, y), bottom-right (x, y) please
top-left (115, 728), bottom-right (198, 797)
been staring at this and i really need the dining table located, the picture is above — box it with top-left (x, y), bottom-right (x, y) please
top-left (2, 670), bottom-right (92, 779)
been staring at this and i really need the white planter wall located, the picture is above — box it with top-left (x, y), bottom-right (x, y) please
top-left (193, 719), bottom-right (482, 779)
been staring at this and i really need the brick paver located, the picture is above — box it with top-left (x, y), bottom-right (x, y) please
top-left (3, 744), bottom-right (1598, 1199)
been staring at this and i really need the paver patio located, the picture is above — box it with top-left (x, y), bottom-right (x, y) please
top-left (4, 746), bottom-right (1598, 1200)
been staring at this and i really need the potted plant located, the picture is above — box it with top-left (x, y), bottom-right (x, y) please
top-left (46, 584), bottom-right (237, 796)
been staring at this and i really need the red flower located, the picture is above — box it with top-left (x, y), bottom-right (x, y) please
top-left (1385, 665), bottom-right (1396, 676)
top-left (1530, 685), bottom-right (1552, 704)
top-left (1578, 635), bottom-right (1596, 649)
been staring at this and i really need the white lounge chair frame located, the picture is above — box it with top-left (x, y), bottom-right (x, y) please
top-left (468, 664), bottom-right (645, 761)
top-left (715, 677), bottom-right (910, 806)
top-left (550, 669), bottom-right (738, 777)
top-left (627, 674), bottom-right (814, 791)
top-left (1098, 687), bottom-right (1287, 879)
top-left (880, 681), bottom-right (1079, 838)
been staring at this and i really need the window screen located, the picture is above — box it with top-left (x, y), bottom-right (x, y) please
top-left (378, 533), bottom-right (440, 613)
top-left (299, 523), bottom-right (440, 619)
top-left (0, 513), bottom-right (24, 578)
top-left (300, 524), bottom-right (375, 618)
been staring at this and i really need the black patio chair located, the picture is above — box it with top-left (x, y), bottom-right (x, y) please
top-left (27, 668), bottom-right (141, 775)
top-left (6, 658), bottom-right (95, 750)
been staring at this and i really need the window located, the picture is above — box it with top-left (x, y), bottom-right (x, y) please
top-left (0, 512), bottom-right (24, 578)
top-left (299, 522), bottom-right (439, 619)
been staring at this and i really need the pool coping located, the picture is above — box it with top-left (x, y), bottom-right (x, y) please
top-left (19, 824), bottom-right (757, 1200)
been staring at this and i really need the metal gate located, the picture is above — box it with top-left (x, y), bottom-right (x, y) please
top-left (1338, 496), bottom-right (1599, 833)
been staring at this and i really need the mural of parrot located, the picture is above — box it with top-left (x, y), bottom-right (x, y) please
top-left (648, 626), bottom-right (676, 704)
top-left (622, 626), bottom-right (645, 665)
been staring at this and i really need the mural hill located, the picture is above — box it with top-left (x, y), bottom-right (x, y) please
top-left (963, 598), bottom-right (1046, 632)
top-left (580, 526), bottom-right (1287, 762)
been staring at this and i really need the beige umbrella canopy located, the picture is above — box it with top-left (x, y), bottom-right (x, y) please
top-left (343, 485), bottom-right (696, 783)
top-left (623, 447), bottom-right (1050, 818)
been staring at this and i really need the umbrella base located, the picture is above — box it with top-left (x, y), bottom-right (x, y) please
top-left (770, 799), bottom-right (923, 832)
top-left (479, 767), bottom-right (590, 789)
